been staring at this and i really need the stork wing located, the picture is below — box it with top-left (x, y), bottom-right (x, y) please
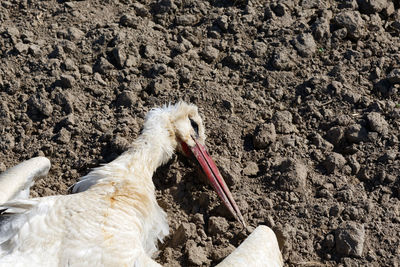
top-left (0, 157), bottom-right (51, 204)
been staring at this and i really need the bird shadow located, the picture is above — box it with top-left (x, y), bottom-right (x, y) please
top-left (152, 154), bottom-right (220, 222)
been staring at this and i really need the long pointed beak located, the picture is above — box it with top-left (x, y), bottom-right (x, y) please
top-left (189, 139), bottom-right (246, 227)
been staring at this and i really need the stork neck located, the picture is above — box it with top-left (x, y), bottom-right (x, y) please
top-left (120, 120), bottom-right (175, 180)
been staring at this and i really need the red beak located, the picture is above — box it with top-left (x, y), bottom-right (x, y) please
top-left (184, 139), bottom-right (246, 227)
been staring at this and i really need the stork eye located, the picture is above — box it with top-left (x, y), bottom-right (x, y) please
top-left (189, 118), bottom-right (199, 135)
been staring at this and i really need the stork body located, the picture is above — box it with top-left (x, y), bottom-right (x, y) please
top-left (0, 102), bottom-right (244, 266)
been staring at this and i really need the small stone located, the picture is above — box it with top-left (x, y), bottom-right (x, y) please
top-left (335, 221), bottom-right (365, 257)
top-left (253, 123), bottom-right (276, 149)
top-left (242, 161), bottom-right (259, 176)
top-left (345, 124), bottom-right (367, 143)
top-left (367, 112), bottom-right (389, 135)
top-left (67, 27), bottom-right (84, 41)
top-left (387, 69), bottom-right (400, 84)
top-left (201, 45), bottom-right (219, 63)
top-left (6, 26), bottom-right (20, 40)
top-left (208, 216), bottom-right (229, 235)
top-left (59, 74), bottom-right (75, 88)
top-left (292, 33), bottom-right (316, 57)
top-left (324, 152), bottom-right (346, 174)
top-left (116, 90), bottom-right (137, 107)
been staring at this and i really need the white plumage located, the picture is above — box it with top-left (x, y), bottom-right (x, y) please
top-left (0, 102), bottom-right (247, 266)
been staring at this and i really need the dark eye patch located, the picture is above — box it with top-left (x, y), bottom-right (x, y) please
top-left (189, 118), bottom-right (199, 135)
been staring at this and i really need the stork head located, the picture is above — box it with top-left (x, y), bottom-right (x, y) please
top-left (149, 102), bottom-right (246, 226)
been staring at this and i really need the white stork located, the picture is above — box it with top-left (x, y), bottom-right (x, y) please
top-left (0, 102), bottom-right (248, 266)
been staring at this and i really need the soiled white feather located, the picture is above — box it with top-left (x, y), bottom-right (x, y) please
top-left (0, 102), bottom-right (203, 266)
top-left (216, 225), bottom-right (283, 267)
top-left (0, 157), bottom-right (50, 204)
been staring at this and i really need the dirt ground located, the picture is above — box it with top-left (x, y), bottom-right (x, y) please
top-left (1, 0), bottom-right (399, 266)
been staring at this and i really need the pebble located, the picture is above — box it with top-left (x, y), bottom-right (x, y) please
top-left (133, 3), bottom-right (149, 17)
top-left (110, 135), bottom-right (130, 153)
top-left (367, 112), bottom-right (389, 135)
top-left (324, 152), bottom-right (346, 174)
top-left (335, 221), bottom-right (365, 257)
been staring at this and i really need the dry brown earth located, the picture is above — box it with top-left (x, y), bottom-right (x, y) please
top-left (1, 0), bottom-right (399, 266)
